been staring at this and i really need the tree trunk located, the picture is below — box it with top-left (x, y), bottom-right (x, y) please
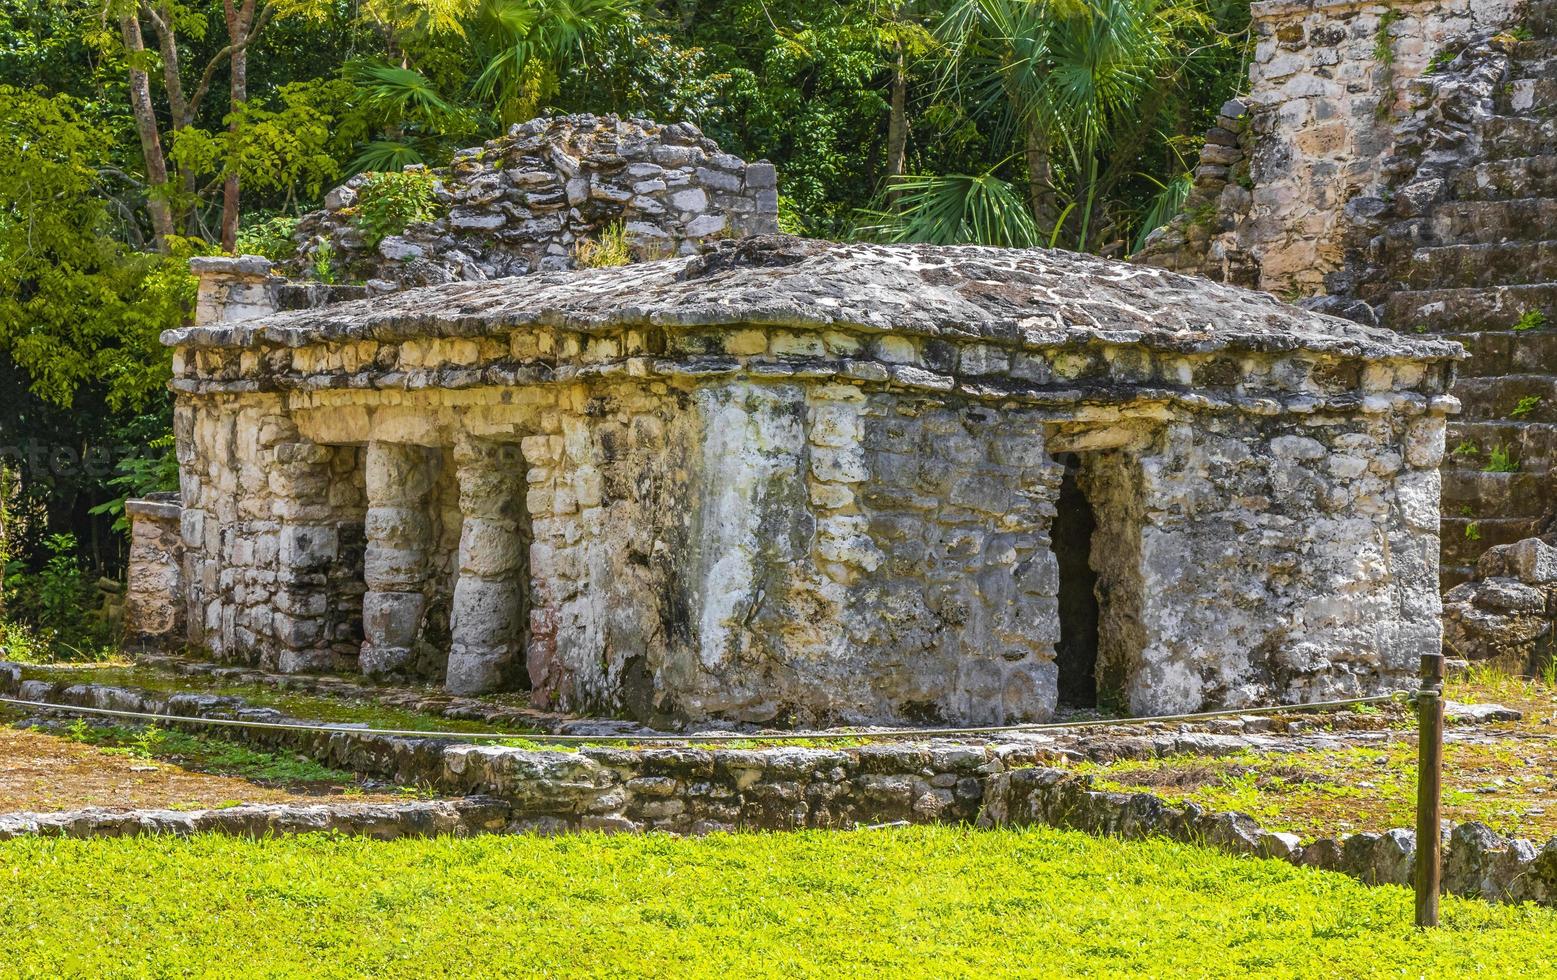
top-left (0, 463), bottom-right (11, 622)
top-left (1024, 122), bottom-right (1053, 238)
top-left (220, 1), bottom-right (254, 252)
top-left (885, 42), bottom-right (908, 208)
top-left (120, 14), bottom-right (176, 250)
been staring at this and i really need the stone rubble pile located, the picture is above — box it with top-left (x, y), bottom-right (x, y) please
top-left (288, 114), bottom-right (779, 289)
top-left (1443, 535), bottom-right (1557, 668)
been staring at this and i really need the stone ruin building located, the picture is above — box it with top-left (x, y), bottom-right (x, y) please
top-left (1134, 0), bottom-right (1557, 593)
top-left (127, 227), bottom-right (1460, 728)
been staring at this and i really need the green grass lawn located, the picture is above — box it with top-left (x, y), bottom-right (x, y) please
top-left (1, 827), bottom-right (1555, 978)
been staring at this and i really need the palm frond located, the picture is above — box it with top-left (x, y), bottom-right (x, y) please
top-left (345, 59), bottom-right (461, 128)
top-left (1131, 171), bottom-right (1192, 253)
top-left (862, 172), bottom-right (1043, 248)
top-left (346, 140), bottom-right (427, 176)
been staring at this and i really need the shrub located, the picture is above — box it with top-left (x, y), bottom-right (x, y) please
top-left (1513, 309), bottom-right (1548, 331)
top-left (235, 214), bottom-right (301, 261)
top-left (353, 169), bottom-right (441, 248)
top-left (1484, 443), bottom-right (1520, 472)
top-left (2, 533), bottom-right (111, 660)
top-left (87, 432), bottom-right (178, 532)
top-left (573, 222), bottom-right (634, 269)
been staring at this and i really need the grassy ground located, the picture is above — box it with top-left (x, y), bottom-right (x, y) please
top-left (0, 826), bottom-right (1554, 978)
top-left (0, 723), bottom-right (411, 811)
top-left (1073, 668), bottom-right (1557, 841)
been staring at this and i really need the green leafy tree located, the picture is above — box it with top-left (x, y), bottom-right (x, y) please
top-left (0, 87), bottom-right (195, 410)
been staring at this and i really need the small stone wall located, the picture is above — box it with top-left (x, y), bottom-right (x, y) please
top-left (5, 668), bottom-right (1555, 908)
top-left (0, 799), bottom-right (513, 841)
top-left (288, 114), bottom-right (780, 289)
top-left (124, 495), bottom-right (184, 647)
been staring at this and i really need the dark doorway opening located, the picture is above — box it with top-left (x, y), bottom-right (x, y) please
top-left (1053, 452), bottom-right (1100, 707)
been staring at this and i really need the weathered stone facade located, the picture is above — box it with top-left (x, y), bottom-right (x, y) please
top-left (287, 114), bottom-right (779, 289)
top-left (1137, 0), bottom-right (1557, 586)
top-left (137, 235), bottom-right (1458, 727)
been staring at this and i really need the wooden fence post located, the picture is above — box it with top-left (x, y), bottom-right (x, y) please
top-left (1415, 651), bottom-right (1445, 928)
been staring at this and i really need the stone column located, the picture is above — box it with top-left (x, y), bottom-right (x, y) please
top-left (268, 429), bottom-right (340, 674)
top-left (123, 494), bottom-right (185, 649)
top-left (360, 442), bottom-right (439, 678)
top-left (446, 439), bottom-right (529, 694)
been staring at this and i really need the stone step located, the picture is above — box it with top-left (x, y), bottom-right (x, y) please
top-left (1441, 468), bottom-right (1550, 519)
top-left (1481, 116), bottom-right (1557, 162)
top-left (1450, 373), bottom-right (1557, 421)
top-left (1441, 516), bottom-right (1545, 568)
top-left (1454, 330), bottom-right (1557, 375)
top-left (1404, 241), bottom-right (1557, 289)
top-left (1442, 565), bottom-right (1476, 590)
top-left (1456, 156), bottom-right (1557, 202)
top-left (1511, 36), bottom-right (1557, 66)
top-left (1526, 1), bottom-right (1557, 35)
top-left (1498, 75), bottom-right (1557, 113)
top-left (1447, 419), bottom-right (1557, 472)
top-left (1428, 198), bottom-right (1557, 245)
top-left (1386, 282), bottom-right (1557, 331)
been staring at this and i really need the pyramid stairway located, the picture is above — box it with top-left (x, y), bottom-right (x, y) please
top-left (1383, 9), bottom-right (1557, 586)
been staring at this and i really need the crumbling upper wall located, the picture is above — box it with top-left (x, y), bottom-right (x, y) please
top-left (287, 114), bottom-right (780, 290)
top-left (1136, 0), bottom-right (1521, 294)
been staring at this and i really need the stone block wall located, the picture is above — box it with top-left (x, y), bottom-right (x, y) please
top-left (287, 114), bottom-right (780, 289)
top-left (1136, 0), bottom-right (1520, 295)
top-left (1443, 536), bottom-right (1557, 668)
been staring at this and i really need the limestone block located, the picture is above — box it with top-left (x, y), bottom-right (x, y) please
top-left (458, 517), bottom-right (528, 577)
top-left (279, 524), bottom-right (338, 571)
top-left (363, 591), bottom-right (428, 648)
top-left (811, 447), bottom-right (869, 484)
top-left (1506, 538), bottom-right (1557, 584)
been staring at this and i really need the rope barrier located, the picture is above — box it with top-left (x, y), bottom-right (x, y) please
top-left (0, 691), bottom-right (1407, 746)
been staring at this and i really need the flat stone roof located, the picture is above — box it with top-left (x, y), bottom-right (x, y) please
top-left (165, 236), bottom-right (1464, 362)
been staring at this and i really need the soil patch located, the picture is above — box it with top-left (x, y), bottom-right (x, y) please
top-left (0, 725), bottom-right (407, 813)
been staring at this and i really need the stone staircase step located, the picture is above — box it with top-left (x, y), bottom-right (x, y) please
top-left (1386, 282), bottom-right (1557, 331)
top-left (1454, 330), bottom-right (1557, 375)
top-left (1442, 564), bottom-right (1476, 590)
top-left (1441, 516), bottom-right (1545, 567)
top-left (1509, 34), bottom-right (1557, 76)
top-left (1498, 76), bottom-right (1557, 114)
top-left (1404, 241), bottom-right (1557, 289)
top-left (1441, 468), bottom-right (1550, 519)
top-left (1482, 116), bottom-right (1557, 162)
top-left (1526, 1), bottom-right (1557, 35)
top-left (1447, 418), bottom-right (1557, 471)
top-left (1456, 156), bottom-right (1557, 201)
top-left (1428, 198), bottom-right (1557, 244)
top-left (1449, 373), bottom-right (1557, 420)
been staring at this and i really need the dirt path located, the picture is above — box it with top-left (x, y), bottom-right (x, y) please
top-left (0, 727), bottom-right (403, 813)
